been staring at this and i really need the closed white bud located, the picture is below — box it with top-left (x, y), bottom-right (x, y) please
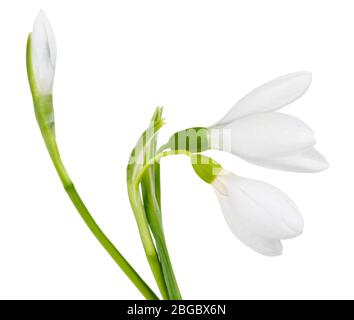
top-left (30, 10), bottom-right (57, 95)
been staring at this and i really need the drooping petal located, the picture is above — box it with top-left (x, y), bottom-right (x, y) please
top-left (246, 147), bottom-right (329, 172)
top-left (214, 72), bottom-right (312, 125)
top-left (210, 112), bottom-right (316, 160)
top-left (213, 172), bottom-right (304, 248)
top-left (231, 227), bottom-right (283, 257)
top-left (31, 10), bottom-right (57, 95)
top-left (215, 188), bottom-right (283, 256)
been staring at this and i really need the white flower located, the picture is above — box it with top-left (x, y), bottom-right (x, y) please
top-left (212, 170), bottom-right (304, 256)
top-left (30, 10), bottom-right (57, 95)
top-left (209, 72), bottom-right (329, 172)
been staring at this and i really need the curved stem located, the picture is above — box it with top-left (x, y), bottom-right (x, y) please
top-left (136, 150), bottom-right (192, 187)
top-left (156, 143), bottom-right (170, 155)
top-left (137, 147), bottom-right (192, 299)
top-left (41, 126), bottom-right (159, 300)
top-left (27, 35), bottom-right (157, 299)
top-left (141, 141), bottom-right (182, 299)
top-left (142, 177), bottom-right (182, 299)
top-left (127, 119), bottom-right (170, 299)
top-left (127, 180), bottom-right (170, 300)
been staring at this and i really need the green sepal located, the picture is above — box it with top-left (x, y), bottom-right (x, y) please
top-left (191, 154), bottom-right (222, 184)
top-left (167, 127), bottom-right (209, 153)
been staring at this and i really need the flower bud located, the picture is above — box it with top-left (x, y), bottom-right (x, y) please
top-left (27, 10), bottom-right (56, 97)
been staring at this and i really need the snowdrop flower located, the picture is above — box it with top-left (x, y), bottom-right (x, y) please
top-left (191, 155), bottom-right (303, 256)
top-left (169, 73), bottom-right (328, 256)
top-left (213, 170), bottom-right (303, 256)
top-left (209, 72), bottom-right (329, 172)
top-left (28, 10), bottom-right (57, 96)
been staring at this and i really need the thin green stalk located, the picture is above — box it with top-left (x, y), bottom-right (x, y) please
top-left (153, 143), bottom-right (169, 209)
top-left (142, 181), bottom-right (182, 299)
top-left (154, 233), bottom-right (181, 299)
top-left (127, 119), bottom-right (169, 299)
top-left (27, 34), bottom-right (158, 299)
top-left (127, 181), bottom-right (169, 299)
top-left (40, 126), bottom-right (159, 300)
top-left (136, 150), bottom-right (193, 185)
top-left (140, 119), bottom-right (182, 299)
top-left (154, 162), bottom-right (161, 209)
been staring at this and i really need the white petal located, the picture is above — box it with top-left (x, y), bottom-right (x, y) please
top-left (210, 112), bottom-right (316, 159)
top-left (215, 72), bottom-right (312, 125)
top-left (215, 188), bottom-right (283, 256)
top-left (31, 10), bottom-right (57, 95)
top-left (213, 172), bottom-right (304, 242)
top-left (247, 147), bottom-right (329, 172)
top-left (231, 226), bottom-right (283, 257)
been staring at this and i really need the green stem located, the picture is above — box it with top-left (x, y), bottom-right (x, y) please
top-left (154, 162), bottom-right (161, 209)
top-left (154, 143), bottom-right (169, 209)
top-left (136, 150), bottom-right (192, 185)
top-left (127, 180), bottom-right (169, 300)
top-left (143, 187), bottom-right (182, 299)
top-left (141, 140), bottom-right (182, 299)
top-left (27, 34), bottom-right (158, 299)
top-left (126, 118), bottom-right (169, 300)
top-left (154, 233), bottom-right (181, 299)
top-left (138, 148), bottom-right (192, 299)
top-left (40, 125), bottom-right (158, 300)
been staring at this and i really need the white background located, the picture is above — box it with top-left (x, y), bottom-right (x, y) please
top-left (0, 0), bottom-right (351, 300)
